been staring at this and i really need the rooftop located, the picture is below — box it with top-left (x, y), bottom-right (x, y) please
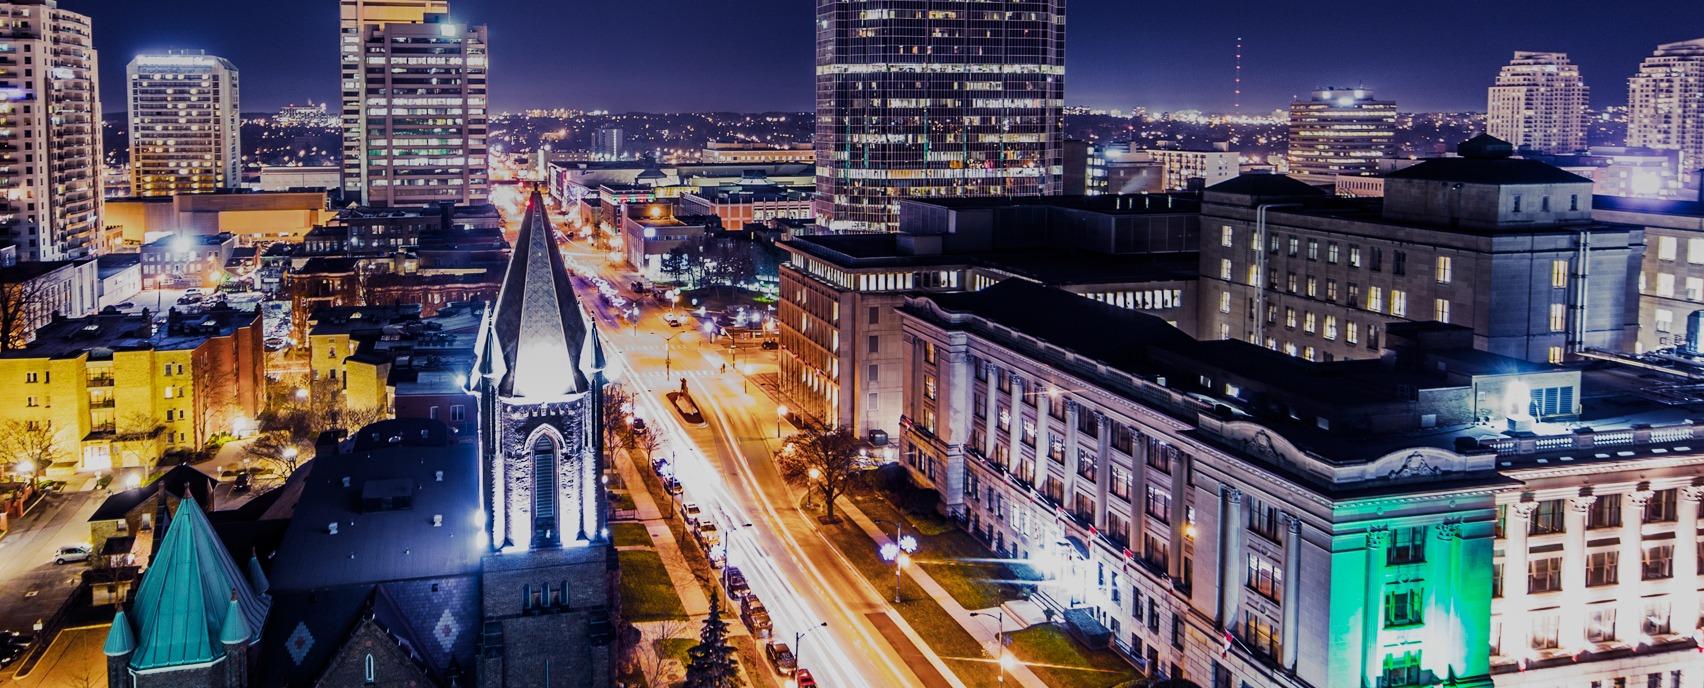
top-left (265, 419), bottom-right (483, 592)
top-left (4, 305), bottom-right (259, 359)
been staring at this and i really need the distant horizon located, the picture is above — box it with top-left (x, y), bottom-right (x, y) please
top-left (63, 0), bottom-right (1704, 113)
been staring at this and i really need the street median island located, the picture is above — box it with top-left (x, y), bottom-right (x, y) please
top-left (666, 391), bottom-right (707, 426)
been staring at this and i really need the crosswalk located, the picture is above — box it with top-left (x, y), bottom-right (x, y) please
top-left (627, 369), bottom-right (724, 383)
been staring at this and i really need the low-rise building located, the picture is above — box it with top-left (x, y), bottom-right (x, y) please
top-left (677, 185), bottom-right (814, 230)
top-left (0, 305), bottom-right (264, 474)
top-left (620, 203), bottom-right (714, 281)
top-left (701, 141), bottom-right (815, 164)
top-left (0, 258), bottom-right (100, 347)
top-left (779, 193), bottom-right (1199, 437)
top-left (139, 233), bottom-right (238, 288)
top-left (897, 278), bottom-right (1704, 688)
top-left (97, 254), bottom-right (144, 309)
top-left (105, 190), bottom-right (333, 247)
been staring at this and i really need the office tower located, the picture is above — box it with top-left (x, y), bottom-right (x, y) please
top-left (340, 0), bottom-right (489, 207)
top-left (1486, 52), bottom-right (1589, 155)
top-left (1285, 87), bottom-right (1397, 184)
top-left (813, 0), bottom-right (1066, 233)
top-left (1628, 38), bottom-right (1704, 187)
top-left (0, 0), bottom-right (102, 261)
top-left (127, 50), bottom-right (242, 197)
top-left (592, 127), bottom-right (623, 159)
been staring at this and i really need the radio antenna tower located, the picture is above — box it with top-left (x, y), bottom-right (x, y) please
top-left (1233, 37), bottom-right (1244, 112)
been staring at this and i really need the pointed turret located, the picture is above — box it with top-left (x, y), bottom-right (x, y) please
top-left (127, 498), bottom-right (270, 672)
top-left (104, 610), bottom-right (136, 657)
top-left (473, 184), bottom-right (596, 400)
top-left (246, 553), bottom-right (269, 597)
top-left (218, 592), bottom-right (250, 645)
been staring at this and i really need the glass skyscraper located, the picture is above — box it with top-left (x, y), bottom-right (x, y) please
top-left (813, 1), bottom-right (1066, 233)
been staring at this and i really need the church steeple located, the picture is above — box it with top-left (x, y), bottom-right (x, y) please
top-left (470, 184), bottom-right (608, 553)
top-left (473, 184), bottom-right (597, 400)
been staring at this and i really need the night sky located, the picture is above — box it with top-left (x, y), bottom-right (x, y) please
top-left (64, 0), bottom-right (1704, 114)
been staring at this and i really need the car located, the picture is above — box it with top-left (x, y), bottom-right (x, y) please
top-left (680, 502), bottom-right (702, 526)
top-left (631, 417), bottom-right (647, 432)
top-left (695, 522), bottom-right (721, 548)
top-left (665, 314), bottom-right (683, 327)
top-left (651, 457), bottom-right (671, 475)
top-left (765, 642), bottom-right (797, 675)
top-left (794, 668), bottom-right (818, 687)
top-left (664, 477), bottom-right (684, 496)
top-left (2, 630), bottom-right (34, 648)
top-left (233, 471), bottom-right (252, 493)
top-left (184, 288), bottom-right (205, 297)
top-left (0, 643), bottom-right (23, 669)
top-left (264, 338), bottom-right (288, 351)
top-left (114, 301), bottom-right (135, 310)
top-left (54, 545), bottom-right (91, 565)
top-left (761, 340), bottom-right (779, 350)
top-left (741, 601), bottom-right (772, 639)
top-left (723, 568), bottom-right (751, 600)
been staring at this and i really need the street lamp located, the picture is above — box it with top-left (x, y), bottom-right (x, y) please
top-left (876, 520), bottom-right (919, 604)
top-left (970, 610), bottom-right (1012, 684)
top-left (794, 621), bottom-right (828, 672)
top-left (775, 405), bottom-right (789, 438)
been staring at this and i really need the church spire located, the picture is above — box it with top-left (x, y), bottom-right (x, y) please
top-left (474, 184), bottom-right (595, 400)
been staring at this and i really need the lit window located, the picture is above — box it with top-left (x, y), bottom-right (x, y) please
top-left (1435, 256), bottom-right (1452, 284)
top-left (1549, 303), bottom-right (1566, 332)
top-left (1552, 259), bottom-right (1569, 288)
top-left (1434, 299), bottom-right (1450, 324)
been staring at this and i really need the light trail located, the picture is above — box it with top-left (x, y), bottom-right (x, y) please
top-left (603, 325), bottom-right (906, 688)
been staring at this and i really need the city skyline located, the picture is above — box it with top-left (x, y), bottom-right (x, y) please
top-left (65, 0), bottom-right (1704, 113)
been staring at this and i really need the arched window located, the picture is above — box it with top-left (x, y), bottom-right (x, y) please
top-left (531, 435), bottom-right (559, 548)
top-left (364, 653), bottom-right (375, 684)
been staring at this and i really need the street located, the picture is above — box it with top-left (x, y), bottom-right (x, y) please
top-left (558, 237), bottom-right (956, 688)
top-left (0, 490), bottom-right (100, 654)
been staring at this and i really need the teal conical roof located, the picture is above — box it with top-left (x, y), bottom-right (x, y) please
top-left (218, 594), bottom-right (250, 645)
top-left (129, 498), bottom-right (270, 670)
top-left (103, 610), bottom-right (136, 657)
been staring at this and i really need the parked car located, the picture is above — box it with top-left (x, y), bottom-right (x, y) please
top-left (680, 502), bottom-right (702, 526)
top-left (794, 668), bottom-right (817, 687)
top-left (695, 522), bottom-right (721, 549)
top-left (723, 567), bottom-right (751, 600)
top-left (741, 604), bottom-right (772, 639)
top-left (765, 641), bottom-right (797, 675)
top-left (233, 471), bottom-right (252, 493)
top-left (664, 477), bottom-right (684, 496)
top-left (651, 457), bottom-right (671, 476)
top-left (0, 643), bottom-right (23, 669)
top-left (760, 339), bottom-right (779, 350)
top-left (665, 313), bottom-right (683, 327)
top-left (54, 544), bottom-right (91, 565)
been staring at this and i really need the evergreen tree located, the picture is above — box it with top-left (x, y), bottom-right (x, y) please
top-left (683, 602), bottom-right (740, 688)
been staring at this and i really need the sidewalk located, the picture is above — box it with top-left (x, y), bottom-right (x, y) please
top-left (840, 497), bottom-right (1050, 688)
top-left (612, 447), bottom-right (711, 618)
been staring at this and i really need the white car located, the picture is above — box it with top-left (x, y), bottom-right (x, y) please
top-left (680, 502), bottom-right (702, 526)
top-left (54, 545), bottom-right (91, 565)
top-left (696, 522), bottom-right (721, 549)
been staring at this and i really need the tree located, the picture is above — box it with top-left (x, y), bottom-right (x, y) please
top-left (0, 277), bottom-right (49, 352)
top-left (683, 602), bottom-right (740, 688)
top-left (775, 424), bottom-right (861, 520)
top-left (0, 419), bottom-right (64, 480)
top-left (245, 430), bottom-right (305, 477)
top-left (601, 383), bottom-right (635, 454)
top-left (660, 248), bottom-right (691, 285)
top-left (635, 618), bottom-right (689, 688)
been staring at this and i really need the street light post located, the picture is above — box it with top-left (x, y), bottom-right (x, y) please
top-left (794, 621), bottom-right (828, 671)
top-left (875, 519), bottom-right (919, 604)
top-left (970, 610), bottom-right (1012, 684)
top-left (775, 405), bottom-right (788, 438)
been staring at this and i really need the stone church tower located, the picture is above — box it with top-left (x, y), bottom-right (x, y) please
top-left (469, 185), bottom-right (618, 686)
top-left (471, 185), bottom-right (609, 551)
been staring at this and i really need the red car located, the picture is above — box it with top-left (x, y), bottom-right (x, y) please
top-left (793, 668), bottom-right (817, 687)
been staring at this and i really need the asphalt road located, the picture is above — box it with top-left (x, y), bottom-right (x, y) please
top-left (560, 240), bottom-right (951, 688)
top-left (0, 491), bottom-right (100, 643)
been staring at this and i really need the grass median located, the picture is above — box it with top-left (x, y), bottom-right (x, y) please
top-left (1009, 625), bottom-right (1140, 688)
top-left (611, 522), bottom-right (652, 548)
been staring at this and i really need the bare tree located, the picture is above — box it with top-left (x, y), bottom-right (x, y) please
top-left (775, 425), bottom-right (861, 520)
top-left (636, 618), bottom-right (690, 688)
top-left (245, 430), bottom-right (306, 478)
top-left (0, 277), bottom-right (49, 352)
top-left (0, 419), bottom-right (64, 479)
top-left (632, 426), bottom-right (662, 464)
top-left (602, 383), bottom-right (635, 453)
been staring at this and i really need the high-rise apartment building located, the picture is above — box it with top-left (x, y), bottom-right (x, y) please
top-left (1628, 38), bottom-right (1704, 187)
top-left (1286, 87), bottom-right (1397, 185)
top-left (126, 50), bottom-right (241, 197)
top-left (813, 0), bottom-right (1066, 232)
top-left (339, 0), bottom-right (489, 207)
top-left (1486, 52), bottom-right (1589, 155)
top-left (0, 0), bottom-right (103, 261)
top-left (593, 127), bottom-right (623, 159)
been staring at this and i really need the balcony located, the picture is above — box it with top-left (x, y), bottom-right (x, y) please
top-left (86, 375), bottom-right (114, 387)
